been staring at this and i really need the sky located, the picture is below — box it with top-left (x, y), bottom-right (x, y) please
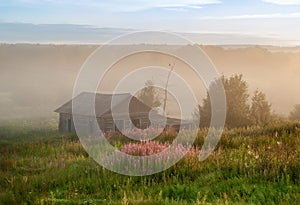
top-left (0, 0), bottom-right (300, 44)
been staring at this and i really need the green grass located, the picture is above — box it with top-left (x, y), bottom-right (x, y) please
top-left (0, 122), bottom-right (299, 204)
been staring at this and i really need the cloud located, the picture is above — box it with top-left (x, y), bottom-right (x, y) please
top-left (15, 0), bottom-right (219, 11)
top-left (261, 0), bottom-right (300, 5)
top-left (200, 13), bottom-right (300, 20)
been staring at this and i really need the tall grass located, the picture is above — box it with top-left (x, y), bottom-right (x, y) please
top-left (0, 122), bottom-right (299, 204)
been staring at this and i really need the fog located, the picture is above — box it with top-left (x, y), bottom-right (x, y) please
top-left (0, 44), bottom-right (300, 122)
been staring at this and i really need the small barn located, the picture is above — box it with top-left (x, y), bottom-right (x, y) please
top-left (54, 92), bottom-right (190, 133)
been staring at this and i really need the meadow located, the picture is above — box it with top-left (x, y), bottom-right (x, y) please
top-left (0, 120), bottom-right (299, 204)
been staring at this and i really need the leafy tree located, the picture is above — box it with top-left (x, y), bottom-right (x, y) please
top-left (250, 90), bottom-right (272, 125)
top-left (199, 93), bottom-right (211, 128)
top-left (198, 77), bottom-right (223, 128)
top-left (199, 74), bottom-right (250, 128)
top-left (223, 74), bottom-right (250, 128)
top-left (137, 80), bottom-right (161, 108)
top-left (289, 104), bottom-right (300, 121)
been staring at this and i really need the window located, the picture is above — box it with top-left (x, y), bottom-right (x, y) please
top-left (132, 119), bottom-right (141, 129)
top-left (67, 118), bottom-right (72, 132)
top-left (142, 122), bottom-right (149, 129)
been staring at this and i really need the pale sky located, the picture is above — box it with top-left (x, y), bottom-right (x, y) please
top-left (0, 0), bottom-right (300, 44)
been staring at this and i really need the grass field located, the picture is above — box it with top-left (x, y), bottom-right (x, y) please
top-left (0, 120), bottom-right (299, 204)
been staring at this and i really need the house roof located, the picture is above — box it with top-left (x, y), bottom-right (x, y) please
top-left (54, 92), bottom-right (141, 117)
top-left (54, 92), bottom-right (192, 126)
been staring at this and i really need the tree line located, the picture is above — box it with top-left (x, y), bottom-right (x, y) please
top-left (137, 75), bottom-right (300, 129)
top-left (198, 74), bottom-right (273, 128)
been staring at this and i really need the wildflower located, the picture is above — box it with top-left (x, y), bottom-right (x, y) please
top-left (22, 176), bottom-right (28, 183)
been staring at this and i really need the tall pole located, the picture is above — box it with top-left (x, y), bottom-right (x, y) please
top-left (163, 60), bottom-right (176, 113)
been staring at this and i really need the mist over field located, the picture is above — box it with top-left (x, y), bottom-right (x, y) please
top-left (2, 0), bottom-right (300, 203)
top-left (0, 43), bottom-right (299, 121)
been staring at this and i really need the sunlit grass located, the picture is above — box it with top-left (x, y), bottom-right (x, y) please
top-left (0, 121), bottom-right (299, 204)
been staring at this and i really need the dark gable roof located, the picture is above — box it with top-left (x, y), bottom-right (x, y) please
top-left (54, 92), bottom-right (146, 117)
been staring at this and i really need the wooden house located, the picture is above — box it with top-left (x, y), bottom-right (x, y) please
top-left (54, 92), bottom-right (191, 133)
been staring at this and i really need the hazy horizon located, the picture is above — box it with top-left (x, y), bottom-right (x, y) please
top-left (1, 43), bottom-right (299, 122)
top-left (1, 23), bottom-right (300, 46)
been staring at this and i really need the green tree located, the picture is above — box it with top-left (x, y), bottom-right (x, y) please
top-left (225, 74), bottom-right (250, 128)
top-left (250, 90), bottom-right (272, 125)
top-left (199, 74), bottom-right (250, 128)
top-left (198, 77), bottom-right (223, 128)
top-left (289, 104), bottom-right (300, 121)
top-left (137, 80), bottom-right (161, 108)
top-left (199, 93), bottom-right (211, 128)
